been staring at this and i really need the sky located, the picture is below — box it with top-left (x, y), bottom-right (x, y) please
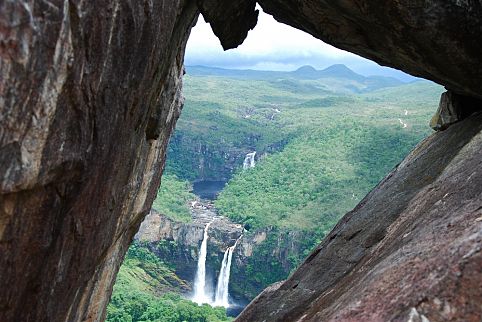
top-left (185, 9), bottom-right (417, 82)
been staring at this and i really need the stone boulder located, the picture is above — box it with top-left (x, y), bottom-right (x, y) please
top-left (430, 91), bottom-right (482, 130)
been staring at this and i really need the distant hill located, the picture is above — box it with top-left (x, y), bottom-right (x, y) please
top-left (293, 64), bottom-right (364, 81)
top-left (186, 64), bottom-right (405, 93)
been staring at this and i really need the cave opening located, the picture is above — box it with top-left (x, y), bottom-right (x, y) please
top-left (108, 9), bottom-right (445, 321)
top-left (2, 2), bottom-right (481, 322)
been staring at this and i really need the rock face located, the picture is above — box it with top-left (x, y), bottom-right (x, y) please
top-left (430, 91), bottom-right (482, 131)
top-left (2, 0), bottom-right (482, 321)
top-left (0, 1), bottom-right (197, 321)
top-left (137, 206), bottom-right (244, 250)
top-left (237, 112), bottom-right (482, 321)
top-left (197, 0), bottom-right (258, 50)
top-left (168, 134), bottom-right (248, 182)
top-left (168, 131), bottom-right (287, 182)
top-left (135, 207), bottom-right (310, 303)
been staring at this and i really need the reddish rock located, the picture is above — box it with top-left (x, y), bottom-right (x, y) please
top-left (0, 1), bottom-right (197, 321)
top-left (431, 91), bottom-right (482, 130)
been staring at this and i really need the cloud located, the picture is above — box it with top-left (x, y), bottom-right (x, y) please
top-left (185, 9), bottom-right (418, 81)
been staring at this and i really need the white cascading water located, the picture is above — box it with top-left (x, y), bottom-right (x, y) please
top-left (213, 235), bottom-right (243, 307)
top-left (193, 222), bottom-right (212, 304)
top-left (243, 152), bottom-right (256, 169)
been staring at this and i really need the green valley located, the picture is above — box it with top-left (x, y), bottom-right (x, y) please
top-left (108, 65), bottom-right (444, 321)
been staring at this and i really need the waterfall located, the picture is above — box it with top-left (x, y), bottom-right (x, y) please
top-left (214, 235), bottom-right (243, 307)
top-left (192, 223), bottom-right (243, 307)
top-left (213, 249), bottom-right (230, 307)
top-left (193, 222), bottom-right (212, 304)
top-left (243, 152), bottom-right (256, 169)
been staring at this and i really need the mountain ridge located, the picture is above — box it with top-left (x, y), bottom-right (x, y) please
top-left (188, 64), bottom-right (404, 80)
top-left (186, 64), bottom-right (405, 93)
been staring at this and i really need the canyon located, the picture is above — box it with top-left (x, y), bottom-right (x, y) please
top-left (135, 204), bottom-right (310, 308)
top-left (1, 1), bottom-right (482, 321)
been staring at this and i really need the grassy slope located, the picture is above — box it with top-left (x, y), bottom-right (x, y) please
top-left (114, 243), bottom-right (189, 296)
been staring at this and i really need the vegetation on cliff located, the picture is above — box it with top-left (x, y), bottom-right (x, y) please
top-left (151, 174), bottom-right (195, 223)
top-left (165, 67), bottom-right (442, 184)
top-left (215, 122), bottom-right (424, 230)
top-left (231, 230), bottom-right (319, 299)
top-left (107, 242), bottom-right (232, 322)
top-left (162, 68), bottom-right (443, 232)
top-left (209, 80), bottom-right (442, 231)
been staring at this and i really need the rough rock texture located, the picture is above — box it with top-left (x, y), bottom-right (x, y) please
top-left (2, 0), bottom-right (482, 321)
top-left (237, 112), bottom-right (482, 321)
top-left (257, 0), bottom-right (482, 100)
top-left (431, 91), bottom-right (482, 130)
top-left (0, 1), bottom-right (197, 321)
top-left (197, 0), bottom-right (258, 50)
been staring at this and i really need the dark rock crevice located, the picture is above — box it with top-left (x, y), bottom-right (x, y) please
top-left (197, 0), bottom-right (259, 50)
top-left (431, 91), bottom-right (482, 131)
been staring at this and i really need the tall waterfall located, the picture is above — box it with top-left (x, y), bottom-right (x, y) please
top-left (193, 222), bottom-right (212, 304)
top-left (243, 152), bottom-right (256, 169)
top-left (214, 235), bottom-right (243, 307)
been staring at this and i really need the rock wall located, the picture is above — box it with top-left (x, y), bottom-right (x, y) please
top-left (232, 228), bottom-right (313, 301)
top-left (0, 1), bottom-right (198, 321)
top-left (167, 134), bottom-right (247, 182)
top-left (2, 0), bottom-right (482, 321)
top-left (136, 209), bottom-right (243, 287)
top-left (167, 132), bottom-right (287, 182)
top-left (136, 209), bottom-right (311, 303)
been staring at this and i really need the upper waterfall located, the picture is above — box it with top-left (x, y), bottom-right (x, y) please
top-left (243, 152), bottom-right (256, 169)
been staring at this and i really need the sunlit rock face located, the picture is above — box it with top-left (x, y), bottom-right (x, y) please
top-left (1, 0), bottom-right (482, 322)
top-left (0, 1), bottom-right (197, 321)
